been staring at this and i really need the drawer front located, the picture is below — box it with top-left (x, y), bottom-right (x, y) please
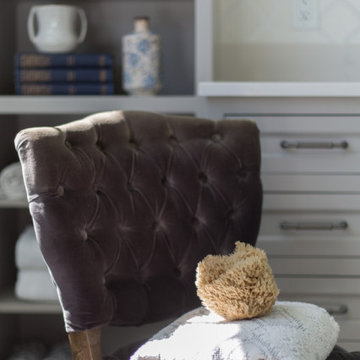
top-left (225, 115), bottom-right (360, 173)
top-left (260, 134), bottom-right (359, 173)
top-left (269, 258), bottom-right (360, 277)
top-left (262, 174), bottom-right (360, 193)
top-left (258, 237), bottom-right (360, 257)
top-left (338, 343), bottom-right (360, 352)
top-left (275, 278), bottom-right (360, 296)
top-left (337, 320), bottom-right (360, 342)
top-left (259, 194), bottom-right (360, 256)
top-left (277, 294), bottom-right (360, 321)
top-left (277, 296), bottom-right (360, 345)
top-left (263, 194), bottom-right (360, 212)
top-left (243, 116), bottom-right (360, 135)
top-left (260, 211), bottom-right (359, 238)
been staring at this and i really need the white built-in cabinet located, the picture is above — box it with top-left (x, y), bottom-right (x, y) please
top-left (0, 0), bottom-right (360, 357)
top-left (195, 0), bottom-right (360, 351)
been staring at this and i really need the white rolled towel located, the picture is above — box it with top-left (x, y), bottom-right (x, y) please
top-left (0, 162), bottom-right (27, 200)
top-left (15, 269), bottom-right (58, 302)
top-left (6, 341), bottom-right (46, 360)
top-left (15, 225), bottom-right (46, 269)
top-left (43, 341), bottom-right (72, 360)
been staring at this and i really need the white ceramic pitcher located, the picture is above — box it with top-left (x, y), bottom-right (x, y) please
top-left (27, 4), bottom-right (87, 53)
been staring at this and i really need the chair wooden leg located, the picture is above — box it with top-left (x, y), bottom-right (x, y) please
top-left (68, 327), bottom-right (103, 360)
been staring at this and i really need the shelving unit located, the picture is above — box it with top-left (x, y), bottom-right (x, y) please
top-left (0, 0), bottom-right (203, 357)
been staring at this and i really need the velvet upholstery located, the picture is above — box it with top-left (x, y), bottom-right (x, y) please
top-left (15, 110), bottom-right (360, 360)
top-left (15, 110), bottom-right (262, 332)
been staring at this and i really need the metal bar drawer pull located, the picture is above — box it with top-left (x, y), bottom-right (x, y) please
top-left (325, 304), bottom-right (348, 316)
top-left (280, 221), bottom-right (348, 231)
top-left (280, 140), bottom-right (349, 149)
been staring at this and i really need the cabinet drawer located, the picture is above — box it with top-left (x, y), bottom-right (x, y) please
top-left (338, 343), bottom-right (360, 352)
top-left (261, 134), bottom-right (359, 173)
top-left (263, 194), bottom-right (360, 212)
top-left (258, 237), bottom-right (360, 257)
top-left (227, 114), bottom-right (360, 177)
top-left (338, 320), bottom-right (360, 342)
top-left (277, 294), bottom-right (360, 321)
top-left (269, 258), bottom-right (360, 277)
top-left (242, 115), bottom-right (360, 174)
top-left (226, 116), bottom-right (360, 135)
top-left (260, 211), bottom-right (359, 238)
top-left (259, 194), bottom-right (360, 256)
top-left (277, 294), bottom-right (360, 349)
top-left (262, 174), bottom-right (360, 193)
top-left (275, 278), bottom-right (360, 296)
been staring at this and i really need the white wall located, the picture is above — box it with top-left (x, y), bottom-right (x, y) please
top-left (214, 0), bottom-right (360, 81)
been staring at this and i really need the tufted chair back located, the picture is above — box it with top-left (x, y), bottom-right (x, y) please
top-left (15, 110), bottom-right (262, 348)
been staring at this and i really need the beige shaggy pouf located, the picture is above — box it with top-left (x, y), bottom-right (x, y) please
top-left (196, 241), bottom-right (279, 321)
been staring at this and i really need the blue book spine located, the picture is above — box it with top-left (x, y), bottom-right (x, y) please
top-left (15, 68), bottom-right (114, 83)
top-left (15, 53), bottom-right (113, 68)
top-left (15, 83), bottom-right (114, 95)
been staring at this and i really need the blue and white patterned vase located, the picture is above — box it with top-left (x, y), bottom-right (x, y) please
top-left (122, 17), bottom-right (161, 96)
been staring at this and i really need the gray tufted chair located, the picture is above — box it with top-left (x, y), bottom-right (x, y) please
top-left (15, 111), bottom-right (360, 360)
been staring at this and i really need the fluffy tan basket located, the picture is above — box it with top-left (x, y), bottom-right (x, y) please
top-left (196, 242), bottom-right (279, 321)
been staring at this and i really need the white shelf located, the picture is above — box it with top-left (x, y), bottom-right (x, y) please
top-left (198, 82), bottom-right (360, 97)
top-left (0, 197), bottom-right (27, 208)
top-left (0, 96), bottom-right (202, 115)
top-left (0, 290), bottom-right (61, 314)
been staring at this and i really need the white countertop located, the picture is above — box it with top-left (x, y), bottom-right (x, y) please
top-left (198, 82), bottom-right (360, 97)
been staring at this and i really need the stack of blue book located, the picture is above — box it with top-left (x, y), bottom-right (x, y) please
top-left (15, 53), bottom-right (114, 95)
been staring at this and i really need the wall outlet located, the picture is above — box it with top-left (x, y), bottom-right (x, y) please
top-left (292, 0), bottom-right (319, 29)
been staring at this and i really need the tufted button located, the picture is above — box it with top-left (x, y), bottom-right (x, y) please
top-left (161, 177), bottom-right (167, 186)
top-left (80, 229), bottom-right (88, 241)
top-left (127, 182), bottom-right (135, 193)
top-left (168, 135), bottom-right (178, 147)
top-left (56, 185), bottom-right (64, 197)
top-left (237, 170), bottom-right (247, 180)
top-left (173, 268), bottom-right (181, 277)
top-left (96, 140), bottom-right (105, 151)
top-left (153, 219), bottom-right (166, 232)
top-left (198, 172), bottom-right (207, 184)
top-left (192, 217), bottom-right (199, 227)
top-left (211, 133), bottom-right (222, 143)
top-left (153, 220), bottom-right (164, 231)
top-left (129, 138), bottom-right (139, 150)
top-left (227, 208), bottom-right (235, 219)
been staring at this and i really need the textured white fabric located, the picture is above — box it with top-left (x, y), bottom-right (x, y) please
top-left (43, 341), bottom-right (71, 360)
top-left (7, 341), bottom-right (71, 360)
top-left (7, 341), bottom-right (46, 360)
top-left (14, 226), bottom-right (58, 302)
top-left (0, 162), bottom-right (26, 200)
top-left (15, 225), bottom-right (46, 269)
top-left (131, 302), bottom-right (339, 360)
top-left (15, 269), bottom-right (58, 301)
